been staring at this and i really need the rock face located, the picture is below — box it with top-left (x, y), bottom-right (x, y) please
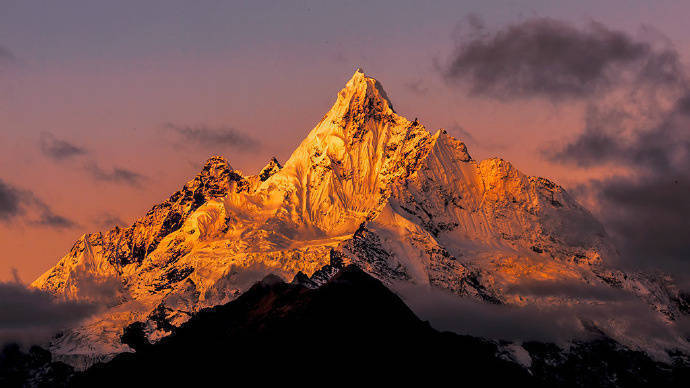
top-left (32, 69), bottom-right (689, 365)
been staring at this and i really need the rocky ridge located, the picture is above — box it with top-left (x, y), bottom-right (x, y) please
top-left (31, 69), bottom-right (690, 366)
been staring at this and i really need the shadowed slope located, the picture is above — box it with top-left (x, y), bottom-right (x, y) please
top-left (69, 266), bottom-right (690, 387)
top-left (73, 266), bottom-right (533, 386)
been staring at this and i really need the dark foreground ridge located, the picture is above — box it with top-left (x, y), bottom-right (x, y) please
top-left (3, 265), bottom-right (689, 387)
top-left (74, 265), bottom-right (533, 386)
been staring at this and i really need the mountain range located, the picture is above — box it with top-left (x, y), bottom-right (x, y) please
top-left (30, 69), bottom-right (690, 371)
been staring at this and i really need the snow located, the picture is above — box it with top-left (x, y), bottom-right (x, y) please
top-left (31, 69), bottom-right (690, 367)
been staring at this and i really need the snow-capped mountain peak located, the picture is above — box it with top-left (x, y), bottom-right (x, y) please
top-left (31, 70), bottom-right (689, 367)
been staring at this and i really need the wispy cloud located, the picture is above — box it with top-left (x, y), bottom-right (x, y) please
top-left (84, 162), bottom-right (144, 188)
top-left (447, 123), bottom-right (477, 144)
top-left (404, 79), bottom-right (429, 95)
top-left (0, 179), bottom-right (22, 221)
top-left (164, 123), bottom-right (260, 151)
top-left (37, 132), bottom-right (144, 189)
top-left (394, 281), bottom-right (686, 353)
top-left (39, 132), bottom-right (87, 161)
top-left (0, 179), bottom-right (77, 230)
top-left (33, 212), bottom-right (78, 229)
top-left (93, 213), bottom-right (127, 230)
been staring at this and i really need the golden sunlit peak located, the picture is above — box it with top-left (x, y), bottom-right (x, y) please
top-left (347, 67), bottom-right (368, 85)
top-left (338, 68), bottom-right (395, 114)
top-left (202, 155), bottom-right (231, 168)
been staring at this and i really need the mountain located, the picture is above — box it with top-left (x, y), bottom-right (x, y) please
top-left (71, 266), bottom-right (688, 387)
top-left (5, 267), bottom-right (688, 387)
top-left (72, 266), bottom-right (533, 386)
top-left (32, 69), bottom-right (689, 367)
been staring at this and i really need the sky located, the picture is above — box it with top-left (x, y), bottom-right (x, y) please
top-left (0, 0), bottom-right (689, 284)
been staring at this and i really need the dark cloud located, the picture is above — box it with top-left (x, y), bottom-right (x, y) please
top-left (0, 179), bottom-right (22, 220)
top-left (33, 212), bottom-right (78, 229)
top-left (441, 17), bottom-right (683, 100)
top-left (394, 282), bottom-right (686, 356)
top-left (39, 132), bottom-right (87, 161)
top-left (164, 123), bottom-right (260, 151)
top-left (38, 132), bottom-right (144, 189)
top-left (84, 162), bottom-right (144, 188)
top-left (0, 179), bottom-right (77, 229)
top-left (0, 280), bottom-right (99, 346)
top-left (547, 86), bottom-right (690, 274)
top-left (447, 16), bottom-right (690, 277)
top-left (505, 278), bottom-right (635, 302)
top-left (549, 96), bottom-right (690, 171)
top-left (31, 196), bottom-right (79, 230)
top-left (577, 173), bottom-right (690, 273)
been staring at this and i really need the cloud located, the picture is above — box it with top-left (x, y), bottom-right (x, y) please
top-left (0, 280), bottom-right (99, 346)
top-left (203, 263), bottom-right (283, 306)
top-left (69, 270), bottom-right (126, 307)
top-left (447, 123), bottom-right (477, 144)
top-left (0, 178), bottom-right (77, 229)
top-left (441, 17), bottom-right (684, 100)
top-left (393, 282), bottom-right (687, 358)
top-left (504, 278), bottom-right (636, 302)
top-left (574, 173), bottom-right (690, 273)
top-left (84, 162), bottom-right (144, 188)
top-left (39, 132), bottom-right (87, 161)
top-left (545, 65), bottom-right (690, 274)
top-left (38, 132), bottom-right (144, 190)
top-left (404, 79), bottom-right (429, 95)
top-left (33, 212), bottom-right (78, 229)
top-left (93, 213), bottom-right (127, 230)
top-left (0, 179), bottom-right (22, 221)
top-left (549, 96), bottom-right (690, 171)
top-left (31, 195), bottom-right (79, 230)
top-left (444, 16), bottom-right (690, 277)
top-left (164, 123), bottom-right (260, 151)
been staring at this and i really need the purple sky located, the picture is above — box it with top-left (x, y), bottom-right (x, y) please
top-left (1, 0), bottom-right (689, 283)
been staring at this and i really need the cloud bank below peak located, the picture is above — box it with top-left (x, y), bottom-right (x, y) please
top-left (0, 276), bottom-right (100, 346)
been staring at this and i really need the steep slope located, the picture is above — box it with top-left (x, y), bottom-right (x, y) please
top-left (31, 69), bottom-right (689, 365)
top-left (335, 128), bottom-right (612, 296)
top-left (73, 266), bottom-right (535, 386)
top-left (32, 156), bottom-right (243, 301)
